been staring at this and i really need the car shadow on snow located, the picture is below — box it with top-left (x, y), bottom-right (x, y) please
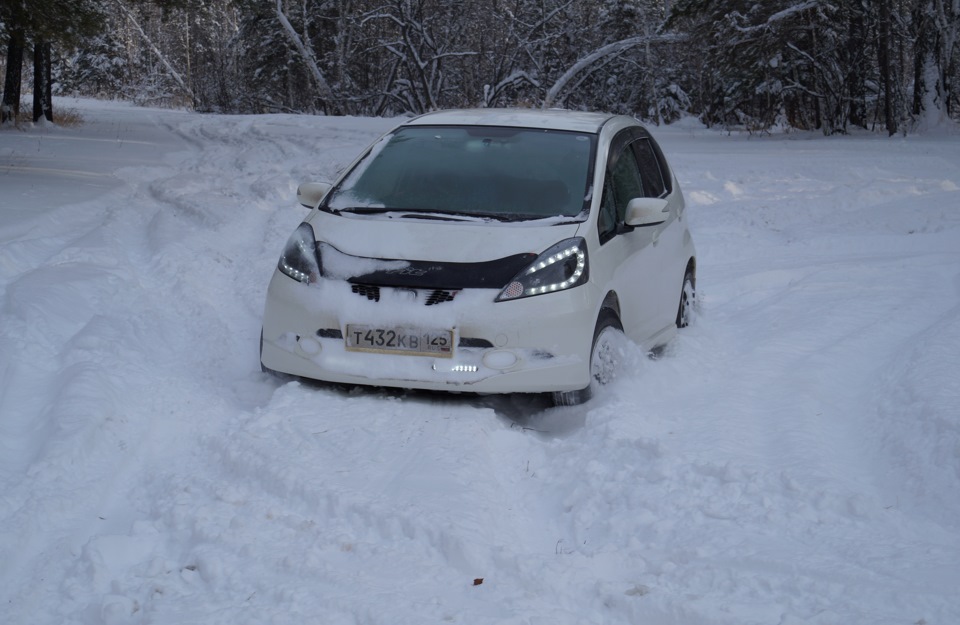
top-left (258, 333), bottom-right (670, 438)
top-left (260, 369), bottom-right (590, 436)
top-left (479, 393), bottom-right (590, 437)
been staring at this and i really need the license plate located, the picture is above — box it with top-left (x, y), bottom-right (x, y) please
top-left (345, 324), bottom-right (454, 357)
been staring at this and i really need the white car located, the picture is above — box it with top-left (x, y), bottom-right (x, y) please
top-left (260, 109), bottom-right (696, 405)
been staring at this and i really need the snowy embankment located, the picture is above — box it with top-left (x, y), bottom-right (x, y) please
top-left (1, 99), bottom-right (959, 625)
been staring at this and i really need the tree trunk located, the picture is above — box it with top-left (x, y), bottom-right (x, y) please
top-left (274, 0), bottom-right (338, 112)
top-left (543, 35), bottom-right (649, 109)
top-left (878, 0), bottom-right (898, 135)
top-left (845, 4), bottom-right (867, 129)
top-left (114, 0), bottom-right (195, 107)
top-left (33, 40), bottom-right (54, 123)
top-left (909, 0), bottom-right (946, 126)
top-left (932, 0), bottom-right (959, 119)
top-left (2, 32), bottom-right (26, 124)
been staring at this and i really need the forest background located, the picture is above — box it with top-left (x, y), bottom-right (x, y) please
top-left (2, 0), bottom-right (959, 135)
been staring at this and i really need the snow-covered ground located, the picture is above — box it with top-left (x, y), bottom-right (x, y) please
top-left (2, 98), bottom-right (959, 625)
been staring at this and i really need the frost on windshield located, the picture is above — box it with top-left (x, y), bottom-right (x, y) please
top-left (327, 126), bottom-right (595, 220)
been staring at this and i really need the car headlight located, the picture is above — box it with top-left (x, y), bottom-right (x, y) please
top-left (496, 237), bottom-right (589, 301)
top-left (278, 223), bottom-right (320, 283)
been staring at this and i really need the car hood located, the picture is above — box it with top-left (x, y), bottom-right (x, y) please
top-left (307, 210), bottom-right (583, 262)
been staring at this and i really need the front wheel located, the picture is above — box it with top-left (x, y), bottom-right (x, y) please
top-left (260, 329), bottom-right (289, 379)
top-left (676, 271), bottom-right (695, 328)
top-left (259, 329), bottom-right (273, 374)
top-left (551, 310), bottom-right (624, 407)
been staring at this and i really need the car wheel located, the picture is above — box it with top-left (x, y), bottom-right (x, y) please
top-left (260, 330), bottom-right (300, 382)
top-left (260, 329), bottom-right (278, 375)
top-left (551, 310), bottom-right (624, 407)
top-left (676, 270), bottom-right (695, 329)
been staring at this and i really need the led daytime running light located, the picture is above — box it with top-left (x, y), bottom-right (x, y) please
top-left (523, 245), bottom-right (586, 295)
top-left (497, 237), bottom-right (589, 302)
top-left (278, 223), bottom-right (320, 284)
top-left (280, 254), bottom-right (312, 283)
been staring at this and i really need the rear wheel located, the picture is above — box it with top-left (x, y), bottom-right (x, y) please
top-left (551, 310), bottom-right (624, 407)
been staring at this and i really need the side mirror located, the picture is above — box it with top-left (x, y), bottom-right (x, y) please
top-left (624, 197), bottom-right (669, 227)
top-left (296, 182), bottom-right (332, 208)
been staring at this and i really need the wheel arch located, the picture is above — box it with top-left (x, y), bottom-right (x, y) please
top-left (599, 290), bottom-right (621, 321)
top-left (684, 257), bottom-right (697, 286)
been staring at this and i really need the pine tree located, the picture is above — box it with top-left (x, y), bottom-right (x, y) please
top-left (1, 0), bottom-right (107, 123)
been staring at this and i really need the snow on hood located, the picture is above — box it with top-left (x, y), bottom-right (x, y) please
top-left (305, 209), bottom-right (583, 262)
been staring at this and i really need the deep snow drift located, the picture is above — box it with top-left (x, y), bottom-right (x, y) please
top-left (1, 99), bottom-right (959, 625)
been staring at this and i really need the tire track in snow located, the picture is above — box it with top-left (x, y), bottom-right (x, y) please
top-left (110, 384), bottom-right (565, 623)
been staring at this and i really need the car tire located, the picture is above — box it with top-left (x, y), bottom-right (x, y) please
top-left (676, 270), bottom-right (695, 329)
top-left (260, 329), bottom-right (279, 376)
top-left (551, 310), bottom-right (624, 407)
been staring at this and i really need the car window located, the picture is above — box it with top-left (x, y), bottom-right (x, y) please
top-left (598, 143), bottom-right (644, 242)
top-left (611, 145), bottom-right (644, 218)
top-left (327, 126), bottom-right (596, 220)
top-left (632, 139), bottom-right (666, 198)
top-left (598, 172), bottom-right (618, 241)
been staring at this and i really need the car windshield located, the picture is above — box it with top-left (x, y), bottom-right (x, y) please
top-left (326, 125), bottom-right (596, 220)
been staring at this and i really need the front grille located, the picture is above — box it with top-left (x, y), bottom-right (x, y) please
top-left (350, 284), bottom-right (459, 306)
top-left (351, 284), bottom-right (381, 302)
top-left (425, 289), bottom-right (458, 306)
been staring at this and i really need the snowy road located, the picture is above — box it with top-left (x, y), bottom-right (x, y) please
top-left (0, 102), bottom-right (189, 228)
top-left (1, 100), bottom-right (959, 625)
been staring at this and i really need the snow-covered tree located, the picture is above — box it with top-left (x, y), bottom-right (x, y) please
top-left (911, 0), bottom-right (960, 129)
top-left (4, 0), bottom-right (957, 129)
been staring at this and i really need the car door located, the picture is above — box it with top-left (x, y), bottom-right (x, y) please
top-left (630, 136), bottom-right (687, 332)
top-left (594, 131), bottom-right (663, 343)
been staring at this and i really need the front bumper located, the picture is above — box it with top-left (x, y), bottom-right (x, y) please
top-left (260, 271), bottom-right (600, 394)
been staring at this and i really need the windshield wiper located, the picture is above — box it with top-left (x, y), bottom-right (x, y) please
top-left (333, 206), bottom-right (532, 223)
top-left (330, 206), bottom-right (392, 215)
top-left (398, 213), bottom-right (478, 222)
top-left (334, 207), bottom-right (477, 221)
top-left (329, 206), bottom-right (582, 225)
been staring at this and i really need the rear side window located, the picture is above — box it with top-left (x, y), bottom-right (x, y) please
top-left (631, 139), bottom-right (667, 198)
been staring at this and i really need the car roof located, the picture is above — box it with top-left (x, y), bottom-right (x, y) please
top-left (403, 108), bottom-right (622, 134)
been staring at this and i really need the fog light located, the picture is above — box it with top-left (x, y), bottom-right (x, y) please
top-left (298, 336), bottom-right (321, 356)
top-left (432, 362), bottom-right (480, 373)
top-left (482, 350), bottom-right (518, 370)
